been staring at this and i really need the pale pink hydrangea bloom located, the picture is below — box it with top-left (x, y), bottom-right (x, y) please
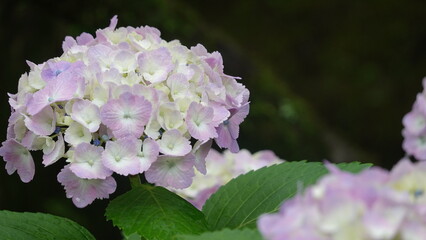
top-left (258, 159), bottom-right (426, 240)
top-left (171, 149), bottom-right (283, 209)
top-left (0, 16), bottom-right (249, 207)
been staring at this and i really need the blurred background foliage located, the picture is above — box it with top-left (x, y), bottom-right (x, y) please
top-left (1, 0), bottom-right (425, 238)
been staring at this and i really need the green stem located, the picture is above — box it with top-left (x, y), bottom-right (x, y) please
top-left (129, 175), bottom-right (141, 188)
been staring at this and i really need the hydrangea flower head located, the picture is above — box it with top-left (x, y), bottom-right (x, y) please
top-left (258, 159), bottom-right (426, 240)
top-left (0, 16), bottom-right (249, 207)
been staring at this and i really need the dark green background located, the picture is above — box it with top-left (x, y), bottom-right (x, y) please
top-left (1, 0), bottom-right (425, 239)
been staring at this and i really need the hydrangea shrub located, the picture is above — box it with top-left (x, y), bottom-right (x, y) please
top-left (0, 16), bottom-right (423, 240)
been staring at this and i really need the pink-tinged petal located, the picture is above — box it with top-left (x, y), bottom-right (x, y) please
top-left (157, 102), bottom-right (184, 130)
top-left (87, 44), bottom-right (114, 69)
top-left (70, 143), bottom-right (112, 179)
top-left (192, 140), bottom-right (212, 174)
top-left (112, 50), bottom-right (137, 73)
top-left (203, 60), bottom-right (223, 84)
top-left (62, 36), bottom-right (77, 52)
top-left (9, 92), bottom-right (32, 111)
top-left (138, 47), bottom-right (173, 83)
top-left (250, 150), bottom-right (283, 169)
top-left (230, 103), bottom-right (250, 126)
top-left (228, 139), bottom-right (240, 153)
top-left (254, 150), bottom-right (281, 162)
top-left (145, 117), bottom-right (162, 139)
top-left (214, 104), bottom-right (249, 152)
top-left (228, 119), bottom-right (240, 139)
top-left (130, 26), bottom-right (161, 50)
top-left (204, 148), bottom-right (226, 163)
top-left (0, 139), bottom-right (34, 183)
top-left (210, 104), bottom-right (230, 127)
top-left (241, 89), bottom-right (250, 105)
top-left (137, 138), bottom-right (159, 172)
top-left (26, 60), bottom-right (40, 71)
top-left (6, 124), bottom-right (15, 140)
top-left (131, 84), bottom-right (159, 105)
top-left (76, 32), bottom-right (94, 45)
top-left (402, 133), bottom-right (426, 161)
top-left (175, 64), bottom-right (195, 81)
top-left (8, 111), bottom-right (26, 141)
top-left (42, 137), bottom-right (56, 155)
top-left (223, 76), bottom-right (247, 108)
top-left (11, 118), bottom-right (27, 141)
top-left (363, 204), bottom-right (406, 239)
top-left (57, 165), bottom-right (117, 208)
top-left (145, 154), bottom-right (195, 189)
top-left (230, 149), bottom-right (255, 175)
top-left (71, 99), bottom-right (101, 132)
top-left (111, 82), bottom-right (132, 97)
top-left (101, 92), bottom-right (152, 138)
top-left (27, 67), bottom-right (84, 115)
top-left (157, 129), bottom-right (191, 156)
top-left (101, 137), bottom-right (140, 176)
top-left (389, 158), bottom-right (415, 180)
top-left (215, 124), bottom-right (233, 149)
top-left (204, 51), bottom-right (224, 72)
top-left (41, 60), bottom-right (71, 82)
top-left (257, 205), bottom-right (300, 240)
top-left (21, 131), bottom-right (49, 151)
top-left (190, 185), bottom-right (220, 210)
top-left (186, 102), bottom-right (217, 141)
top-left (167, 73), bottom-right (190, 100)
top-left (24, 106), bottom-right (55, 136)
top-left (44, 60), bottom-right (85, 84)
top-left (42, 133), bottom-right (65, 166)
top-left (109, 15), bottom-right (118, 29)
top-left (414, 93), bottom-right (426, 115)
top-left (8, 110), bottom-right (24, 126)
top-left (403, 111), bottom-right (426, 135)
top-left (204, 81), bottom-right (226, 103)
top-left (64, 122), bottom-right (92, 147)
top-left (191, 44), bottom-right (209, 57)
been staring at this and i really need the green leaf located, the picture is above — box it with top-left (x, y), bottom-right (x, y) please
top-left (177, 228), bottom-right (262, 240)
top-left (0, 210), bottom-right (95, 240)
top-left (202, 161), bottom-right (372, 231)
top-left (106, 184), bottom-right (208, 240)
